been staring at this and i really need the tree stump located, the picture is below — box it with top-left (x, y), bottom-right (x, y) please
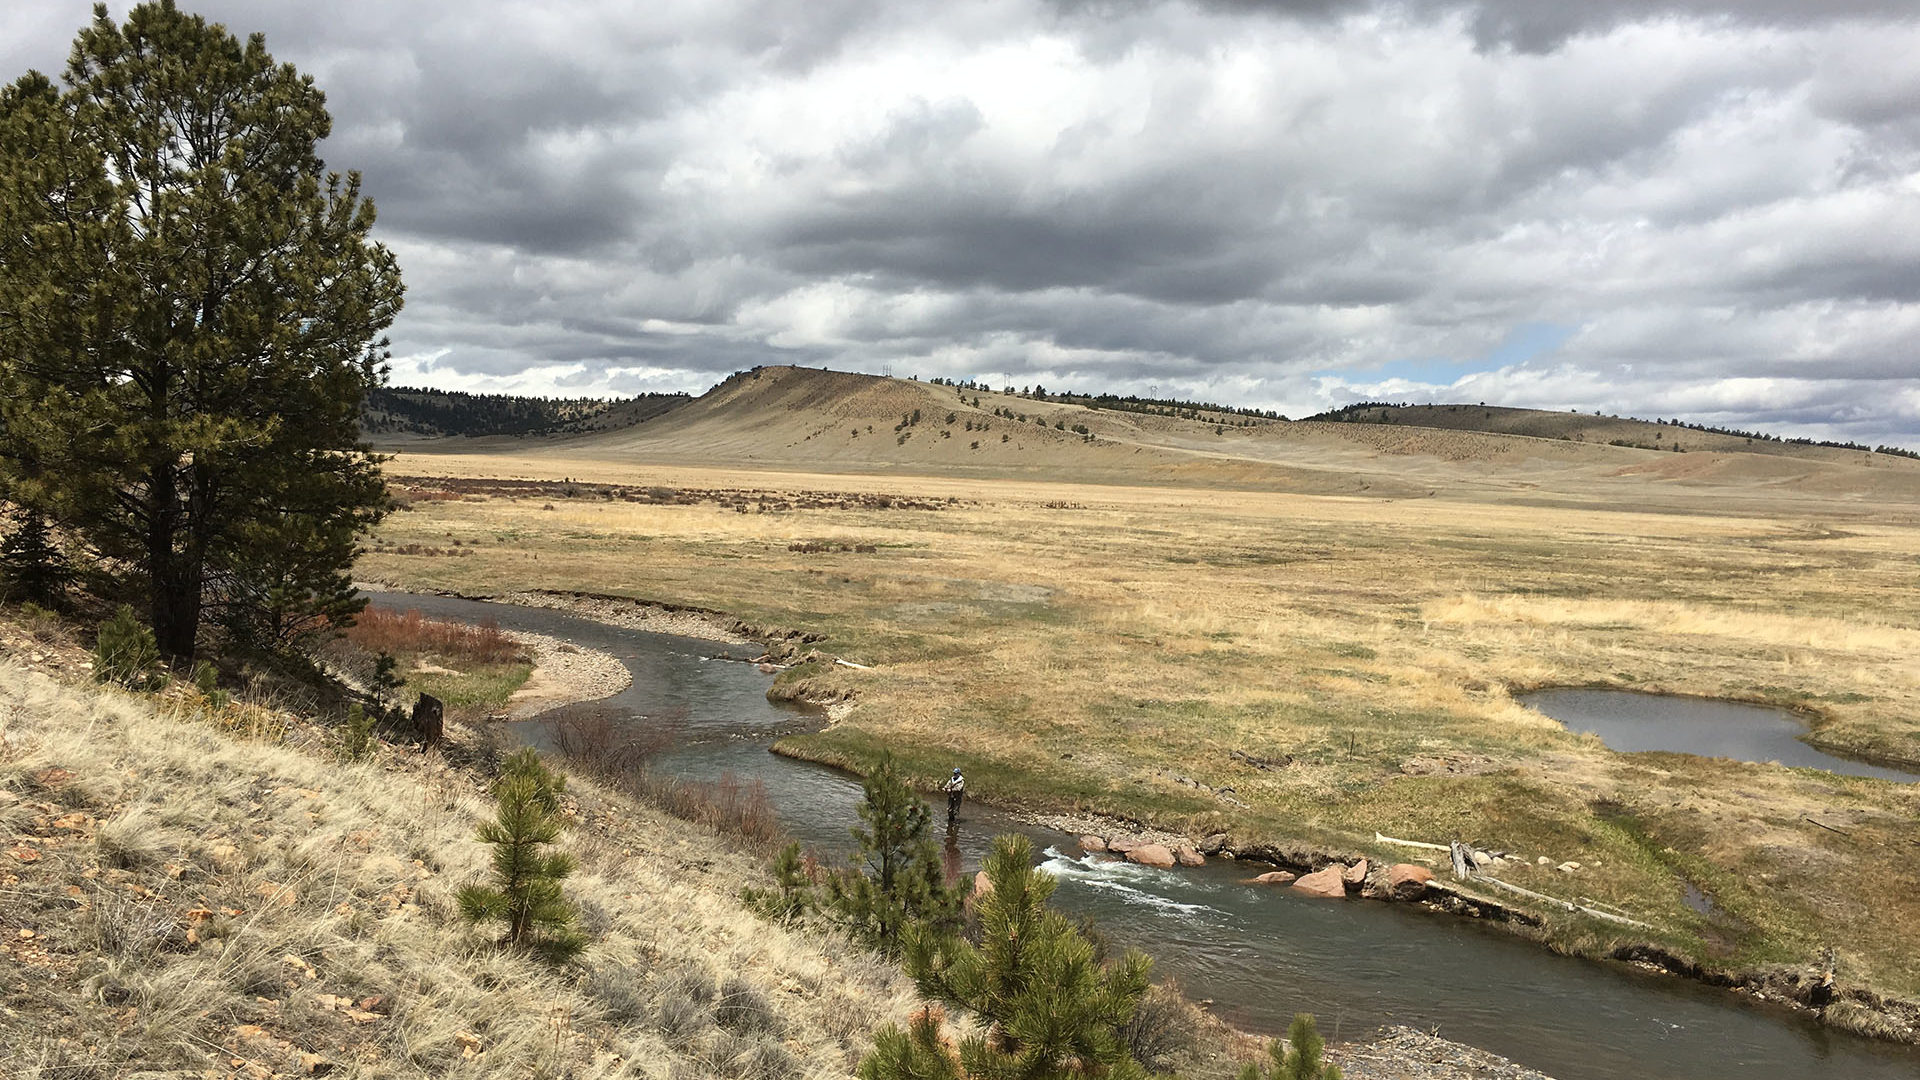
top-left (411, 694), bottom-right (444, 747)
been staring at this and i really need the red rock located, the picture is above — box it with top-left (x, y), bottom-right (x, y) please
top-left (1248, 870), bottom-right (1297, 885)
top-left (973, 871), bottom-right (994, 897)
top-left (1106, 836), bottom-right (1140, 854)
top-left (1079, 835), bottom-right (1108, 853)
top-left (1174, 847), bottom-right (1205, 867)
top-left (1386, 863), bottom-right (1434, 900)
top-left (1292, 866), bottom-right (1348, 898)
top-left (1342, 859), bottom-right (1370, 889)
top-left (1128, 843), bottom-right (1177, 869)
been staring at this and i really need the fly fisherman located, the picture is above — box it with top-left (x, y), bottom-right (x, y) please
top-left (943, 767), bottom-right (965, 823)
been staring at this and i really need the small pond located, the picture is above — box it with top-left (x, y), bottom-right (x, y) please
top-left (1518, 688), bottom-right (1919, 783)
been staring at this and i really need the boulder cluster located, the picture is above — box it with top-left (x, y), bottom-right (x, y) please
top-left (1072, 831), bottom-right (1438, 903)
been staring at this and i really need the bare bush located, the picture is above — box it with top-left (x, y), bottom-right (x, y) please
top-left (344, 606), bottom-right (524, 665)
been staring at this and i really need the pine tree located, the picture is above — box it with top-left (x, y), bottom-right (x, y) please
top-left (457, 750), bottom-right (587, 962)
top-left (0, 2), bottom-right (402, 662)
top-left (823, 754), bottom-right (961, 956)
top-left (743, 841), bottom-right (816, 923)
top-left (864, 833), bottom-right (1155, 1080)
top-left (1236, 1014), bottom-right (1342, 1080)
top-left (0, 507), bottom-right (70, 606)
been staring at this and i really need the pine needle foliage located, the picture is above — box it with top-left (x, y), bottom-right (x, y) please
top-left (0, 507), bottom-right (70, 606)
top-left (457, 749), bottom-right (587, 962)
top-left (0, 2), bottom-right (403, 662)
top-left (743, 841), bottom-right (816, 924)
top-left (94, 604), bottom-right (162, 690)
top-left (823, 753), bottom-right (961, 956)
top-left (1236, 1014), bottom-right (1342, 1080)
top-left (864, 833), bottom-right (1157, 1080)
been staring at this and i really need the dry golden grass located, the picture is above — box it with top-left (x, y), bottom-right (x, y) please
top-left (0, 660), bottom-right (916, 1078)
top-left (359, 446), bottom-right (1920, 1008)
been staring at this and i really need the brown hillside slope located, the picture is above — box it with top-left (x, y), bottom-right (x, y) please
top-left (382, 367), bottom-right (1920, 511)
top-left (0, 662), bottom-right (915, 1078)
top-left (554, 366), bottom-right (1422, 495)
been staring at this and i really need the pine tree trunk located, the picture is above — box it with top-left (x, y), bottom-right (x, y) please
top-left (147, 466), bottom-right (200, 663)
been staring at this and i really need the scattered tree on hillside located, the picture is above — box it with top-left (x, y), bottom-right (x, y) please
top-left (863, 833), bottom-right (1156, 1079)
top-left (0, 2), bottom-right (403, 661)
top-left (823, 754), bottom-right (961, 956)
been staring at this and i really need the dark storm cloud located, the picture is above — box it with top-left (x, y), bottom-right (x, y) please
top-left (4, 0), bottom-right (1918, 444)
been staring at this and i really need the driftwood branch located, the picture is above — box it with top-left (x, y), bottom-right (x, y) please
top-left (1474, 875), bottom-right (1657, 930)
top-left (1374, 831), bottom-right (1451, 852)
top-left (832, 658), bottom-right (873, 670)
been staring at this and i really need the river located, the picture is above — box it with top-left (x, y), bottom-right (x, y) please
top-left (366, 592), bottom-right (1920, 1080)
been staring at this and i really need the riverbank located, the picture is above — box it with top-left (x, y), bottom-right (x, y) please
top-left (501, 628), bottom-right (631, 718)
top-left (365, 582), bottom-right (1920, 1051)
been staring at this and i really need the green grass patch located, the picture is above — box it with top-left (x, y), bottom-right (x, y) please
top-left (406, 661), bottom-right (534, 710)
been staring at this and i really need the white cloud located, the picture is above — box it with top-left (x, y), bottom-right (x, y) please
top-left (7, 0), bottom-right (1919, 444)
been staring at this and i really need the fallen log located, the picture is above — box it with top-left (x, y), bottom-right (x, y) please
top-left (1373, 831), bottom-right (1451, 852)
top-left (1473, 875), bottom-right (1657, 930)
top-left (833, 658), bottom-right (873, 670)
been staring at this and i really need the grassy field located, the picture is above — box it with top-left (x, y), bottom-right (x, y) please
top-left (357, 445), bottom-right (1920, 1020)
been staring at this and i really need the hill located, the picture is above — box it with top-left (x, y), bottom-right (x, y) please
top-left (1305, 402), bottom-right (1919, 465)
top-left (362, 386), bottom-right (689, 440)
top-left (370, 367), bottom-right (1920, 510)
top-left (553, 366), bottom-right (1422, 495)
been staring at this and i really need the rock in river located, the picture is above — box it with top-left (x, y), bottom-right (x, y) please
top-left (1292, 866), bottom-right (1348, 898)
top-left (1342, 859), bottom-right (1370, 889)
top-left (1386, 863), bottom-right (1434, 900)
top-left (1079, 835), bottom-right (1108, 853)
top-left (1128, 844), bottom-right (1177, 869)
top-left (1248, 870), bottom-right (1297, 885)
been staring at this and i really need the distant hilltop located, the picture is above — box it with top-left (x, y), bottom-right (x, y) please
top-left (365, 367), bottom-right (1917, 464)
top-left (1304, 401), bottom-right (1920, 463)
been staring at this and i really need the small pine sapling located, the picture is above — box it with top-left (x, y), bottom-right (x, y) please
top-left (457, 749), bottom-right (587, 961)
top-left (192, 659), bottom-right (230, 710)
top-left (743, 841), bottom-right (816, 923)
top-left (0, 508), bottom-right (70, 606)
top-left (864, 833), bottom-right (1156, 1079)
top-left (1237, 1014), bottom-right (1342, 1080)
top-left (340, 704), bottom-right (377, 760)
top-left (823, 754), bottom-right (961, 956)
top-left (93, 605), bottom-right (162, 690)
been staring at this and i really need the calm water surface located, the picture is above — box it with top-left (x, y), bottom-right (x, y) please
top-left (1519, 688), bottom-right (1919, 783)
top-left (368, 593), bottom-right (1920, 1080)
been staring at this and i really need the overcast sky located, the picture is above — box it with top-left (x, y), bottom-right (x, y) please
top-left (7, 2), bottom-right (1919, 445)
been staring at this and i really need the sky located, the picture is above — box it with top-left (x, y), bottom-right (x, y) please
top-left (6, 1), bottom-right (1919, 445)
